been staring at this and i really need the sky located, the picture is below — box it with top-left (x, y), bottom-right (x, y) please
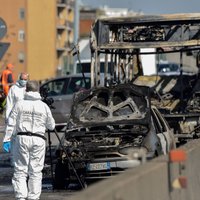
top-left (80, 0), bottom-right (200, 15)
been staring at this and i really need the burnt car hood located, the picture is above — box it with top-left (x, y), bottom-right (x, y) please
top-left (67, 83), bottom-right (151, 130)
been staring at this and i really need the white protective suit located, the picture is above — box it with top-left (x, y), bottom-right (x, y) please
top-left (5, 81), bottom-right (27, 168)
top-left (6, 81), bottom-right (26, 121)
top-left (3, 91), bottom-right (55, 200)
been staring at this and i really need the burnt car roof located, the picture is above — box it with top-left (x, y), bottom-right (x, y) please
top-left (67, 83), bottom-right (151, 129)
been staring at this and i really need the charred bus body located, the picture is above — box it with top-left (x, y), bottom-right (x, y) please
top-left (89, 13), bottom-right (200, 145)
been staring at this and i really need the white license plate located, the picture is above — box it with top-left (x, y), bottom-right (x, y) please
top-left (87, 162), bottom-right (110, 171)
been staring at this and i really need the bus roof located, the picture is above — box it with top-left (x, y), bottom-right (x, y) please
top-left (91, 13), bottom-right (200, 49)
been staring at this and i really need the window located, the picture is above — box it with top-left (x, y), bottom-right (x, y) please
top-left (67, 77), bottom-right (91, 94)
top-left (19, 8), bottom-right (25, 20)
top-left (41, 78), bottom-right (69, 97)
top-left (18, 52), bottom-right (25, 63)
top-left (18, 30), bottom-right (25, 42)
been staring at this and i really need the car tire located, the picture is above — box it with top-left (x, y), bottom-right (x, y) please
top-left (53, 159), bottom-right (69, 190)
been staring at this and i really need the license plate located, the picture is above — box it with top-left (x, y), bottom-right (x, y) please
top-left (87, 162), bottom-right (110, 171)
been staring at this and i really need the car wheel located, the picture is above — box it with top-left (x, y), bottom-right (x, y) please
top-left (53, 159), bottom-right (69, 190)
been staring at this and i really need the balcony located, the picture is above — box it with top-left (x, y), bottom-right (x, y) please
top-left (56, 42), bottom-right (66, 52)
top-left (56, 49), bottom-right (66, 59)
top-left (67, 0), bottom-right (75, 7)
top-left (57, 0), bottom-right (66, 5)
top-left (56, 47), bottom-right (66, 52)
top-left (57, 18), bottom-right (66, 26)
top-left (56, 25), bottom-right (66, 32)
top-left (56, 38), bottom-right (67, 50)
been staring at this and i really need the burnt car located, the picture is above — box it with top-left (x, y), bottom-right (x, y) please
top-left (53, 83), bottom-right (176, 189)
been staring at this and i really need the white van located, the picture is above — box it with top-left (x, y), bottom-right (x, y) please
top-left (75, 58), bottom-right (112, 74)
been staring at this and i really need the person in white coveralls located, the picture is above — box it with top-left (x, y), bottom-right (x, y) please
top-left (3, 80), bottom-right (55, 200)
top-left (4, 72), bottom-right (29, 167)
top-left (5, 72), bottom-right (29, 121)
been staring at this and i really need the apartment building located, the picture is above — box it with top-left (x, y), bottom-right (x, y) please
top-left (0, 0), bottom-right (75, 81)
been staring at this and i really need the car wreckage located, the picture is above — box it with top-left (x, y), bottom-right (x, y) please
top-left (53, 83), bottom-right (175, 189)
top-left (44, 14), bottom-right (200, 189)
top-left (50, 13), bottom-right (200, 188)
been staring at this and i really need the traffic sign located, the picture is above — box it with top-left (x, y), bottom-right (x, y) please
top-left (0, 17), bottom-right (7, 40)
top-left (0, 43), bottom-right (10, 60)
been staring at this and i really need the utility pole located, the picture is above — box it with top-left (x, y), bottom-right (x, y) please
top-left (74, 0), bottom-right (80, 45)
top-left (73, 0), bottom-right (80, 72)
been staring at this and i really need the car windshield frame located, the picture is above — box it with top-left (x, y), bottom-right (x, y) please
top-left (40, 76), bottom-right (91, 97)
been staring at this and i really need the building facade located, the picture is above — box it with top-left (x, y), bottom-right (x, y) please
top-left (0, 0), bottom-right (75, 81)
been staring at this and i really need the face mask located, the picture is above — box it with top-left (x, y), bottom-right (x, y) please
top-left (18, 79), bottom-right (27, 87)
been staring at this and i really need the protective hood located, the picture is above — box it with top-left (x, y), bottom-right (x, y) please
top-left (24, 91), bottom-right (41, 101)
top-left (16, 81), bottom-right (26, 88)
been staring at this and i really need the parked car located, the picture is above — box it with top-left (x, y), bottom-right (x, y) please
top-left (53, 83), bottom-right (176, 189)
top-left (40, 73), bottom-right (91, 129)
top-left (157, 62), bottom-right (198, 76)
top-left (157, 62), bottom-right (180, 75)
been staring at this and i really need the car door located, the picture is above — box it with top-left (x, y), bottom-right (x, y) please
top-left (151, 106), bottom-right (176, 154)
top-left (40, 76), bottom-right (91, 125)
top-left (40, 77), bottom-right (71, 124)
top-left (54, 76), bottom-right (91, 124)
